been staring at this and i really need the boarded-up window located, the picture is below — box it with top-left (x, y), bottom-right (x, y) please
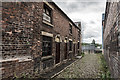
top-left (42, 36), bottom-right (52, 56)
top-left (43, 4), bottom-right (52, 23)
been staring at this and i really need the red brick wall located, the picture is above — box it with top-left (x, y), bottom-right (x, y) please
top-left (2, 2), bottom-right (38, 78)
top-left (104, 2), bottom-right (120, 78)
top-left (1, 2), bottom-right (81, 78)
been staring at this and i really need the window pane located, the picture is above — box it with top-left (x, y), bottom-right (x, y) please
top-left (42, 36), bottom-right (52, 56)
top-left (43, 4), bottom-right (52, 23)
top-left (46, 9), bottom-right (50, 15)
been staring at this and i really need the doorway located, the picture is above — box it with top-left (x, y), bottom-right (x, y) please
top-left (64, 43), bottom-right (68, 59)
top-left (73, 44), bottom-right (76, 56)
top-left (55, 42), bottom-right (60, 64)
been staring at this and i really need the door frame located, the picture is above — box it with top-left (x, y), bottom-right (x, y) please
top-left (64, 43), bottom-right (68, 59)
top-left (55, 42), bottom-right (60, 64)
top-left (55, 35), bottom-right (61, 64)
top-left (73, 43), bottom-right (76, 56)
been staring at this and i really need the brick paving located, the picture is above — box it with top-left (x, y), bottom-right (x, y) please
top-left (55, 54), bottom-right (102, 78)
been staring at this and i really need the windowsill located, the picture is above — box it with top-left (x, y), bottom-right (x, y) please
top-left (69, 51), bottom-right (72, 53)
top-left (54, 62), bottom-right (61, 68)
top-left (63, 59), bottom-right (67, 62)
top-left (43, 20), bottom-right (53, 27)
top-left (69, 33), bottom-right (72, 36)
top-left (41, 55), bottom-right (53, 61)
top-left (0, 56), bottom-right (32, 63)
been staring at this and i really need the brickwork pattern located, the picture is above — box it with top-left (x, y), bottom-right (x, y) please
top-left (1, 2), bottom-right (81, 78)
top-left (104, 2), bottom-right (120, 78)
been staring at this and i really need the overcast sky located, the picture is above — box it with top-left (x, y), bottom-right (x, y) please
top-left (53, 0), bottom-right (106, 44)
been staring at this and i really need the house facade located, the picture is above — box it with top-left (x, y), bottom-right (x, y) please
top-left (1, 1), bottom-right (81, 78)
top-left (103, 1), bottom-right (120, 78)
top-left (82, 44), bottom-right (95, 54)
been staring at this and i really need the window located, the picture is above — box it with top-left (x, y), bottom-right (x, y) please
top-left (69, 24), bottom-right (72, 34)
top-left (42, 36), bottom-right (52, 56)
top-left (78, 42), bottom-right (80, 49)
top-left (69, 41), bottom-right (72, 51)
top-left (43, 4), bottom-right (52, 23)
top-left (78, 30), bottom-right (80, 40)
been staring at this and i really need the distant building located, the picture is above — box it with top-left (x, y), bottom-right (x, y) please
top-left (82, 44), bottom-right (95, 54)
top-left (82, 44), bottom-right (102, 54)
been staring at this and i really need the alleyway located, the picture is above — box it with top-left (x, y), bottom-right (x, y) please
top-left (55, 54), bottom-right (102, 78)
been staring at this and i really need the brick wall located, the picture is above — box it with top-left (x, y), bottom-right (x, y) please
top-left (104, 2), bottom-right (120, 78)
top-left (1, 2), bottom-right (81, 78)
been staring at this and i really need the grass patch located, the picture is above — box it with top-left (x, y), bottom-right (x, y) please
top-left (81, 52), bottom-right (85, 57)
top-left (100, 54), bottom-right (111, 79)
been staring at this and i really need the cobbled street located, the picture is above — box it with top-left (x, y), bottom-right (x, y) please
top-left (56, 54), bottom-right (102, 78)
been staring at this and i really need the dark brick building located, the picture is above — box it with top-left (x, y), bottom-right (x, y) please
top-left (1, 1), bottom-right (81, 78)
top-left (103, 1), bottom-right (120, 78)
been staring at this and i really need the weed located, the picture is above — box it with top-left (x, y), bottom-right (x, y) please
top-left (100, 54), bottom-right (111, 79)
top-left (81, 52), bottom-right (85, 57)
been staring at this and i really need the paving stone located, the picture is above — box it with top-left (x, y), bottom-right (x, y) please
top-left (56, 54), bottom-right (102, 78)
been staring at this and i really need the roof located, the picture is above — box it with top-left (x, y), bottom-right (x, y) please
top-left (51, 1), bottom-right (81, 30)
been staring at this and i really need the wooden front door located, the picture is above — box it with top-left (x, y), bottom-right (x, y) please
top-left (64, 43), bottom-right (68, 59)
top-left (73, 44), bottom-right (75, 56)
top-left (55, 42), bottom-right (60, 64)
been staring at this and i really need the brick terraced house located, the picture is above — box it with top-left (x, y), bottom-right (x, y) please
top-left (103, 1), bottom-right (120, 78)
top-left (1, 1), bottom-right (81, 78)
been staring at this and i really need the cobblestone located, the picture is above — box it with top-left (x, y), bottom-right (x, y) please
top-left (56, 54), bottom-right (102, 78)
